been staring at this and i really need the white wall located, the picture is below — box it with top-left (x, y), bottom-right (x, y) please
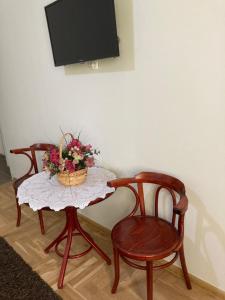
top-left (0, 0), bottom-right (225, 292)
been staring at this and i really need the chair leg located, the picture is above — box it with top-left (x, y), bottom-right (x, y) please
top-left (58, 224), bottom-right (73, 289)
top-left (179, 245), bottom-right (192, 289)
top-left (146, 261), bottom-right (153, 300)
top-left (112, 247), bottom-right (120, 294)
top-left (38, 210), bottom-right (45, 235)
top-left (16, 199), bottom-right (21, 227)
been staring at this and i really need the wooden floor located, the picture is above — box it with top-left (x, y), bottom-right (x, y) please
top-left (0, 181), bottom-right (224, 300)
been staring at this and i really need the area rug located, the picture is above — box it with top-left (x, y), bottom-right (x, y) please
top-left (0, 237), bottom-right (62, 300)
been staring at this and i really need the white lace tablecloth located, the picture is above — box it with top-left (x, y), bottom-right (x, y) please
top-left (17, 167), bottom-right (116, 211)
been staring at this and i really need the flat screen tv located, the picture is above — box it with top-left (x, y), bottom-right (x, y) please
top-left (45, 0), bottom-right (120, 66)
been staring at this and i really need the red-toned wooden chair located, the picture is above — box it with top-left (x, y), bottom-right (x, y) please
top-left (10, 143), bottom-right (54, 235)
top-left (108, 172), bottom-right (192, 300)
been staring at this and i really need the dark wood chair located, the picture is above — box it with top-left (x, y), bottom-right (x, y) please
top-left (10, 143), bottom-right (54, 234)
top-left (107, 172), bottom-right (192, 300)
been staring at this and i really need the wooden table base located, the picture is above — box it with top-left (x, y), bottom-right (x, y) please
top-left (44, 207), bottom-right (111, 288)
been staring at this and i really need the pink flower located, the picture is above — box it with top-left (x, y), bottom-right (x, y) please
top-left (65, 160), bottom-right (75, 173)
top-left (67, 138), bottom-right (81, 150)
top-left (85, 157), bottom-right (95, 168)
top-left (85, 144), bottom-right (92, 151)
top-left (50, 148), bottom-right (60, 165)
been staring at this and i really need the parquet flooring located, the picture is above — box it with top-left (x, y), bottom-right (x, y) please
top-left (0, 181), bottom-right (224, 300)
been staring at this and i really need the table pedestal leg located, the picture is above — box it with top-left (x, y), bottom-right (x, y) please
top-left (44, 221), bottom-right (68, 254)
top-left (44, 207), bottom-right (111, 289)
top-left (75, 216), bottom-right (111, 265)
top-left (58, 224), bottom-right (73, 289)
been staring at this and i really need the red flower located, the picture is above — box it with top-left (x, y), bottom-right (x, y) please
top-left (65, 160), bottom-right (75, 173)
top-left (67, 138), bottom-right (81, 150)
top-left (85, 144), bottom-right (92, 151)
top-left (50, 148), bottom-right (60, 165)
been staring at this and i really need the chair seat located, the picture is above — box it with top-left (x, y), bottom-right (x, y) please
top-left (112, 216), bottom-right (180, 260)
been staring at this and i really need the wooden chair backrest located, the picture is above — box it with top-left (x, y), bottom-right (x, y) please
top-left (108, 171), bottom-right (187, 226)
top-left (30, 143), bottom-right (54, 174)
top-left (10, 143), bottom-right (54, 176)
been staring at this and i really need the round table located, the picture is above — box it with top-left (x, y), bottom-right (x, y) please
top-left (17, 167), bottom-right (116, 288)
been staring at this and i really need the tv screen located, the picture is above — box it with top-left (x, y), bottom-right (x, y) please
top-left (45, 0), bottom-right (120, 66)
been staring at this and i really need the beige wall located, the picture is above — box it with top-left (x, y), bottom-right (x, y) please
top-left (0, 0), bottom-right (225, 292)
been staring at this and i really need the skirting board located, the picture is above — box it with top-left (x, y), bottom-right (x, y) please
top-left (78, 213), bottom-right (225, 300)
top-left (166, 263), bottom-right (225, 300)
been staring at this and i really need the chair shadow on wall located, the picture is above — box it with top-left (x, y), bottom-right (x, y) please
top-left (183, 188), bottom-right (225, 288)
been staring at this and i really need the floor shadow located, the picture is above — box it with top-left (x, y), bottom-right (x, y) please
top-left (0, 154), bottom-right (11, 185)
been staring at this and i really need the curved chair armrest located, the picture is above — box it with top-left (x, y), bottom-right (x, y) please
top-left (173, 195), bottom-right (188, 215)
top-left (107, 178), bottom-right (140, 217)
top-left (10, 147), bottom-right (34, 177)
top-left (30, 143), bottom-right (53, 151)
top-left (10, 147), bottom-right (31, 154)
top-left (107, 177), bottom-right (135, 188)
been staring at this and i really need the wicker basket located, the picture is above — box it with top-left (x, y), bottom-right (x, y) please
top-left (57, 133), bottom-right (87, 186)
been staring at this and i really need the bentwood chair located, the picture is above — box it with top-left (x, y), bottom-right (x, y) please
top-left (107, 172), bottom-right (192, 300)
top-left (10, 143), bottom-right (54, 234)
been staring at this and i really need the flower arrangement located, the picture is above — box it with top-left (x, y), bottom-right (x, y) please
top-left (43, 134), bottom-right (99, 179)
